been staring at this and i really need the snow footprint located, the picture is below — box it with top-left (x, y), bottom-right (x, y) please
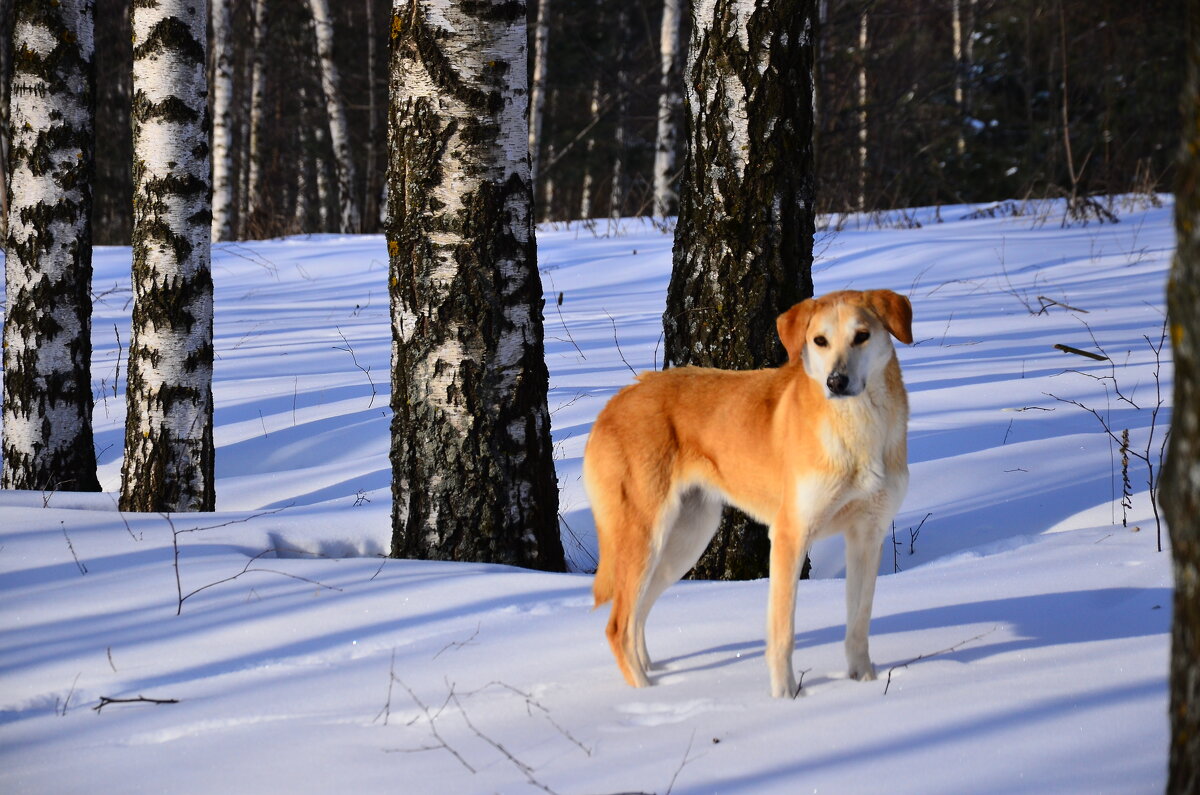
top-left (614, 698), bottom-right (733, 727)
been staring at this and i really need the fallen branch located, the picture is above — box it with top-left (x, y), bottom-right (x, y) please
top-left (93, 695), bottom-right (179, 713)
top-left (883, 626), bottom-right (999, 695)
top-left (1053, 343), bottom-right (1108, 361)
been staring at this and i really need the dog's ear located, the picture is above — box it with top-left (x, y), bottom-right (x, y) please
top-left (776, 299), bottom-right (817, 363)
top-left (862, 290), bottom-right (913, 345)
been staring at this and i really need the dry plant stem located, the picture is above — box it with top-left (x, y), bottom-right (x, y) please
top-left (62, 522), bottom-right (87, 575)
top-left (165, 504), bottom-right (346, 615)
top-left (449, 689), bottom-right (558, 795)
top-left (432, 623), bottom-right (481, 659)
top-left (333, 326), bottom-right (376, 409)
top-left (552, 292), bottom-right (585, 360)
top-left (883, 626), bottom-right (999, 695)
top-left (386, 679), bottom-right (476, 773)
top-left (1048, 319), bottom-right (1170, 550)
top-left (605, 310), bottom-right (637, 376)
top-left (665, 731), bottom-right (699, 795)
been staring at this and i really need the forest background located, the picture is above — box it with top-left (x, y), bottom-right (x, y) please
top-left (0, 0), bottom-right (1184, 243)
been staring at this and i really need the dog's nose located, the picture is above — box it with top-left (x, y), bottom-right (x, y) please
top-left (827, 372), bottom-right (850, 396)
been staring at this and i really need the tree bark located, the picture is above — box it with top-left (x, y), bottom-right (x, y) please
top-left (245, 0), bottom-right (269, 234)
top-left (2, 0), bottom-right (101, 493)
top-left (1163, 6), bottom-right (1200, 790)
top-left (857, 6), bottom-right (868, 212)
top-left (387, 0), bottom-right (565, 571)
top-left (210, 0), bottom-right (235, 241)
top-left (663, 0), bottom-right (816, 580)
top-left (529, 0), bottom-right (550, 191)
top-left (121, 0), bottom-right (215, 512)
top-left (579, 77), bottom-right (601, 220)
top-left (653, 0), bottom-right (682, 219)
top-left (608, 5), bottom-right (629, 224)
top-left (309, 0), bottom-right (361, 233)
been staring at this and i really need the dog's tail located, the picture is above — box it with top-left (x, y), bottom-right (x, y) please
top-left (592, 550), bottom-right (614, 607)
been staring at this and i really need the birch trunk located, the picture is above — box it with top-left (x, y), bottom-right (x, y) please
top-left (1, 4), bottom-right (13, 239)
top-left (529, 0), bottom-right (550, 190)
top-left (246, 0), bottom-right (269, 230)
top-left (210, 0), bottom-right (235, 241)
top-left (364, 0), bottom-right (380, 231)
top-left (663, 0), bottom-right (816, 580)
top-left (653, 0), bottom-right (682, 219)
top-left (1164, 9), bottom-right (1200, 790)
top-left (2, 0), bottom-right (101, 492)
top-left (387, 0), bottom-right (564, 571)
top-left (609, 7), bottom-right (629, 224)
top-left (857, 7), bottom-right (868, 212)
top-left (309, 0), bottom-right (361, 233)
top-left (121, 0), bottom-right (215, 512)
top-left (952, 0), bottom-right (964, 155)
top-left (579, 78), bottom-right (601, 220)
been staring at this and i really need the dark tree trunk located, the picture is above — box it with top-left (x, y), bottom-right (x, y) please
top-left (663, 0), bottom-right (816, 580)
top-left (120, 0), bottom-right (215, 512)
top-left (93, 0), bottom-right (132, 245)
top-left (2, 0), bottom-right (101, 493)
top-left (386, 0), bottom-right (565, 571)
top-left (1163, 5), bottom-right (1200, 790)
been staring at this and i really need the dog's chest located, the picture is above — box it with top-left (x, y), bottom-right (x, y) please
top-left (818, 400), bottom-right (898, 497)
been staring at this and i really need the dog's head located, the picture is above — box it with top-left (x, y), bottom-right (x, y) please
top-left (776, 290), bottom-right (913, 398)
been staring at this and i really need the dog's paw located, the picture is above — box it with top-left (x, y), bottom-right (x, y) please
top-left (769, 672), bottom-right (799, 699)
top-left (848, 661), bottom-right (877, 682)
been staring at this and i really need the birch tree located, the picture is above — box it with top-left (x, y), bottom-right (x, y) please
top-left (309, 0), bottom-right (361, 233)
top-left (653, 0), bottom-right (682, 219)
top-left (387, 0), bottom-right (565, 571)
top-left (857, 6), bottom-right (869, 212)
top-left (210, 0), bottom-right (235, 241)
top-left (1163, 7), bottom-right (1200, 789)
top-left (662, 0), bottom-right (816, 580)
top-left (121, 0), bottom-right (215, 512)
top-left (245, 0), bottom-right (269, 231)
top-left (529, 0), bottom-right (551, 191)
top-left (2, 0), bottom-right (101, 493)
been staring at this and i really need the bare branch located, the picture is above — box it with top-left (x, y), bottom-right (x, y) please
top-left (93, 695), bottom-right (180, 713)
top-left (883, 626), bottom-right (999, 695)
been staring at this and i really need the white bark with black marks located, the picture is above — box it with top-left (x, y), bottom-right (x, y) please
top-left (387, 0), bottom-right (564, 570)
top-left (246, 0), bottom-right (269, 230)
top-left (2, 0), bottom-right (101, 493)
top-left (309, 0), bottom-right (361, 233)
top-left (210, 0), bottom-right (235, 241)
top-left (529, 0), bottom-right (550, 190)
top-left (121, 0), bottom-right (214, 512)
top-left (653, 0), bottom-right (682, 218)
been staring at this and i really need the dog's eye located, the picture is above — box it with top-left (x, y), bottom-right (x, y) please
top-left (853, 330), bottom-right (871, 346)
top-left (813, 335), bottom-right (828, 348)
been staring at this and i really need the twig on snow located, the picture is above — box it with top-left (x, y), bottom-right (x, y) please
top-left (93, 695), bottom-right (180, 713)
top-left (883, 626), bottom-right (999, 695)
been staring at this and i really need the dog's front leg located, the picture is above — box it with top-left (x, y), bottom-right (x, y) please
top-left (766, 515), bottom-right (809, 698)
top-left (843, 525), bottom-right (885, 681)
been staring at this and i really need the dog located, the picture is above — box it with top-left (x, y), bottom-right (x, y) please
top-left (585, 289), bottom-right (913, 698)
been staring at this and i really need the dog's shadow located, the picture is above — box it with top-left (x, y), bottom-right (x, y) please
top-left (651, 586), bottom-right (1169, 683)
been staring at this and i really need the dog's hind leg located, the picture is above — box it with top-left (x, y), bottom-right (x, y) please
top-left (633, 488), bottom-right (722, 673)
top-left (843, 523), bottom-right (885, 681)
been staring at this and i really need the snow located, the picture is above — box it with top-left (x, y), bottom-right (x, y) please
top-left (0, 198), bottom-right (1175, 793)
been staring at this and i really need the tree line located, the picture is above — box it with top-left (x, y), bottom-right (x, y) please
top-left (0, 0), bottom-right (1185, 246)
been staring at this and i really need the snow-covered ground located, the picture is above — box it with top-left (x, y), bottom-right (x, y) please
top-left (1, 197), bottom-right (1175, 793)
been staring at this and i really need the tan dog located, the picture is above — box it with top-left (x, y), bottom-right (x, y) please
top-left (585, 290), bottom-right (913, 698)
